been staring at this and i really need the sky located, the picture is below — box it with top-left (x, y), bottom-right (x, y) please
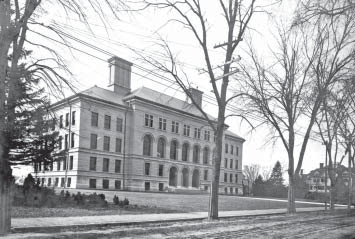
top-left (15, 0), bottom-right (337, 177)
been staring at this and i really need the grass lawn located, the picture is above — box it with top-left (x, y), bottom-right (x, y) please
top-left (12, 189), bottom-right (324, 218)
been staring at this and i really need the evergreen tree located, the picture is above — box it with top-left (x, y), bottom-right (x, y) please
top-left (269, 161), bottom-right (284, 186)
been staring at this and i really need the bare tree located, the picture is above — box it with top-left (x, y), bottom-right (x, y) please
top-left (0, 0), bottom-right (126, 235)
top-left (138, 0), bottom-right (278, 219)
top-left (240, 9), bottom-right (355, 213)
top-left (243, 164), bottom-right (260, 184)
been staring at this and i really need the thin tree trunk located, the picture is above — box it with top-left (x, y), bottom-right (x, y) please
top-left (288, 174), bottom-right (296, 213)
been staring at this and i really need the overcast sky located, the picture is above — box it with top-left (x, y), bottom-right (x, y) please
top-left (18, 0), bottom-right (334, 177)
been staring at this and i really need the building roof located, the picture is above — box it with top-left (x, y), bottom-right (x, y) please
top-left (124, 86), bottom-right (211, 119)
top-left (80, 86), bottom-right (127, 106)
top-left (225, 129), bottom-right (245, 142)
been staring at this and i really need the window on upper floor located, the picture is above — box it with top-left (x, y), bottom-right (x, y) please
top-left (115, 138), bottom-right (122, 153)
top-left (59, 115), bottom-right (63, 128)
top-left (224, 173), bottom-right (227, 182)
top-left (236, 146), bottom-right (239, 156)
top-left (71, 132), bottom-right (75, 148)
top-left (230, 174), bottom-right (233, 182)
top-left (104, 115), bottom-right (111, 130)
top-left (157, 137), bottom-right (166, 158)
top-left (64, 134), bottom-right (68, 149)
top-left (235, 174), bottom-right (238, 183)
top-left (103, 158), bottom-right (109, 172)
top-left (231, 146), bottom-right (234, 154)
top-left (72, 111), bottom-right (76, 125)
top-left (230, 159), bottom-right (233, 169)
top-left (172, 121), bottom-right (179, 133)
top-left (159, 164), bottom-right (164, 177)
top-left (90, 134), bottom-right (97, 149)
top-left (203, 147), bottom-right (209, 165)
top-left (183, 125), bottom-right (190, 137)
top-left (225, 143), bottom-right (228, 153)
top-left (145, 114), bottom-right (153, 127)
top-left (90, 157), bottom-right (97, 171)
top-left (224, 158), bottom-right (228, 168)
top-left (103, 136), bottom-right (110, 151)
top-left (145, 162), bottom-right (150, 175)
top-left (159, 117), bottom-right (167, 131)
top-left (204, 170), bottom-right (208, 180)
top-left (58, 136), bottom-right (63, 150)
top-left (182, 143), bottom-right (189, 161)
top-left (143, 134), bottom-right (152, 156)
top-left (170, 140), bottom-right (178, 160)
top-left (115, 160), bottom-right (121, 173)
top-left (193, 145), bottom-right (200, 163)
top-left (91, 112), bottom-right (98, 127)
top-left (194, 128), bottom-right (201, 139)
top-left (69, 156), bottom-right (73, 170)
top-left (204, 130), bottom-right (210, 141)
top-left (65, 113), bottom-right (69, 127)
top-left (235, 160), bottom-right (238, 169)
top-left (116, 118), bottom-right (123, 132)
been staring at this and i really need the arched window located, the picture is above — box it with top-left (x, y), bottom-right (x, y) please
top-left (169, 167), bottom-right (178, 186)
top-left (203, 147), bottom-right (209, 165)
top-left (182, 143), bottom-right (189, 161)
top-left (193, 145), bottom-right (200, 163)
top-left (192, 169), bottom-right (200, 188)
top-left (143, 134), bottom-right (152, 156)
top-left (157, 137), bottom-right (165, 158)
top-left (170, 140), bottom-right (178, 160)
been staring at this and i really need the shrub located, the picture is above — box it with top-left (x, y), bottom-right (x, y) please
top-left (113, 195), bottom-right (119, 205)
top-left (113, 195), bottom-right (129, 206)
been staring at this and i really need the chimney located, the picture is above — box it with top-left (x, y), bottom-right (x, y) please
top-left (320, 163), bottom-right (324, 169)
top-left (188, 87), bottom-right (203, 107)
top-left (108, 56), bottom-right (133, 95)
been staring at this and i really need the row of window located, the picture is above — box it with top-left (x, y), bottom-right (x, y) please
top-left (58, 133), bottom-right (75, 150)
top-left (224, 173), bottom-right (239, 184)
top-left (224, 158), bottom-right (239, 170)
top-left (34, 156), bottom-right (74, 172)
top-left (89, 157), bottom-right (122, 173)
top-left (37, 177), bottom-right (72, 188)
top-left (91, 112), bottom-right (123, 132)
top-left (89, 179), bottom-right (122, 190)
top-left (143, 134), bottom-right (212, 165)
top-left (224, 187), bottom-right (240, 194)
top-left (58, 111), bottom-right (76, 129)
top-left (225, 143), bottom-right (240, 156)
top-left (145, 114), bottom-right (211, 141)
top-left (90, 134), bottom-right (122, 153)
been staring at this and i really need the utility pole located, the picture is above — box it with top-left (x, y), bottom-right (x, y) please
top-left (348, 142), bottom-right (352, 215)
top-left (324, 141), bottom-right (328, 210)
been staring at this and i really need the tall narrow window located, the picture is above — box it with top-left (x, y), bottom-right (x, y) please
top-left (115, 160), bottom-right (121, 173)
top-left (158, 164), bottom-right (164, 176)
top-left (157, 138), bottom-right (165, 158)
top-left (90, 157), bottom-right (97, 171)
top-left (230, 159), bottom-right (233, 169)
top-left (204, 130), bottom-right (210, 141)
top-left (170, 140), bottom-right (178, 160)
top-left (90, 134), bottom-right (97, 149)
top-left (67, 178), bottom-right (71, 187)
top-left (231, 146), bottom-right (234, 154)
top-left (194, 128), bottom-right (201, 139)
top-left (89, 179), bottom-right (96, 188)
top-left (224, 173), bottom-right (227, 182)
top-left (159, 117), bottom-right (166, 131)
top-left (204, 170), bottom-right (208, 180)
top-left (230, 174), bottom-right (233, 182)
top-left (104, 115), bottom-right (111, 129)
top-left (203, 147), bottom-right (209, 165)
top-left (71, 132), bottom-right (75, 148)
top-left (64, 134), bottom-right (68, 149)
top-left (224, 158), bottom-right (228, 168)
top-left (116, 118), bottom-right (123, 132)
top-left (103, 179), bottom-right (109, 189)
top-left (143, 135), bottom-right (152, 156)
top-left (91, 112), bottom-right (98, 127)
top-left (65, 113), bottom-right (69, 127)
top-left (71, 111), bottom-right (76, 125)
top-left (193, 145), bottom-right (200, 163)
top-left (103, 136), bottom-right (110, 151)
top-left (235, 160), bottom-right (238, 169)
top-left (57, 160), bottom-right (61, 171)
top-left (171, 121), bottom-right (179, 133)
top-left (182, 143), bottom-right (189, 161)
top-left (103, 158), bottom-right (109, 172)
top-left (225, 144), bottom-right (228, 153)
top-left (235, 174), bottom-right (238, 183)
top-left (183, 125), bottom-right (190, 136)
top-left (144, 114), bottom-right (153, 127)
top-left (69, 156), bottom-right (73, 170)
top-left (145, 162), bottom-right (150, 175)
top-left (63, 157), bottom-right (67, 170)
top-left (115, 138), bottom-right (122, 153)
top-left (59, 115), bottom-right (63, 128)
top-left (236, 146), bottom-right (239, 156)
top-left (58, 136), bottom-right (63, 150)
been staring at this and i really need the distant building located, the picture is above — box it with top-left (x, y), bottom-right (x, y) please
top-left (33, 56), bottom-right (245, 194)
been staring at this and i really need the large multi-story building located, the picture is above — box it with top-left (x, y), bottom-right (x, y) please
top-left (34, 56), bottom-right (245, 194)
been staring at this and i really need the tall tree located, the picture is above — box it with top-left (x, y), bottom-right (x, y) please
top-left (240, 7), bottom-right (355, 213)
top-left (139, 0), bottom-right (277, 220)
top-left (0, 0), bottom-right (126, 235)
top-left (269, 161), bottom-right (284, 186)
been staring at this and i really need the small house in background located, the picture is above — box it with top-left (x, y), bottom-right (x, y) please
top-left (33, 56), bottom-right (245, 195)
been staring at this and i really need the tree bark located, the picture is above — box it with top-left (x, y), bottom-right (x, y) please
top-left (287, 174), bottom-right (296, 213)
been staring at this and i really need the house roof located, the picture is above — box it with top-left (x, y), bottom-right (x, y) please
top-left (79, 86), bottom-right (127, 106)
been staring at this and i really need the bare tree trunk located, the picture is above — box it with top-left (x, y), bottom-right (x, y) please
top-left (288, 174), bottom-right (296, 213)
